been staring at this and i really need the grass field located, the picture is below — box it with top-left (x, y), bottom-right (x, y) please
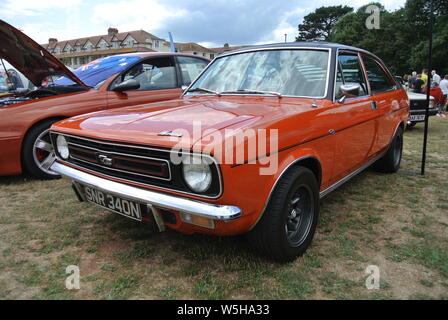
top-left (0, 117), bottom-right (447, 300)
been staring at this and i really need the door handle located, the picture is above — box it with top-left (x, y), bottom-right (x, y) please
top-left (371, 101), bottom-right (378, 110)
top-left (329, 129), bottom-right (335, 134)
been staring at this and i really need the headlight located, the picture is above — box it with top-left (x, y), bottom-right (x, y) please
top-left (182, 155), bottom-right (212, 193)
top-left (56, 135), bottom-right (69, 159)
top-left (429, 100), bottom-right (434, 109)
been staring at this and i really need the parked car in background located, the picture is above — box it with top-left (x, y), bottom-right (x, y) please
top-left (395, 76), bottom-right (438, 127)
top-left (406, 91), bottom-right (436, 127)
top-left (49, 42), bottom-right (409, 261)
top-left (0, 19), bottom-right (210, 178)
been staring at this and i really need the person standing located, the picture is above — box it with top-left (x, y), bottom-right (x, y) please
top-left (431, 70), bottom-right (441, 84)
top-left (421, 69), bottom-right (429, 92)
top-left (413, 74), bottom-right (425, 93)
top-left (0, 72), bottom-right (6, 87)
top-left (440, 75), bottom-right (448, 111)
top-left (408, 71), bottom-right (417, 89)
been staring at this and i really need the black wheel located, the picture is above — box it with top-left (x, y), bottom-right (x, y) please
top-left (248, 166), bottom-right (319, 262)
top-left (22, 119), bottom-right (61, 179)
top-left (374, 126), bottom-right (403, 173)
top-left (407, 121), bottom-right (417, 129)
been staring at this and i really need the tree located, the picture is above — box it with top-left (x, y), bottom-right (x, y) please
top-left (328, 0), bottom-right (448, 75)
top-left (407, 0), bottom-right (448, 74)
top-left (328, 3), bottom-right (409, 74)
top-left (296, 5), bottom-right (353, 41)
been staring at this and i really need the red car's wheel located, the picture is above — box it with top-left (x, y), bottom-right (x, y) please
top-left (248, 166), bottom-right (319, 262)
top-left (22, 119), bottom-right (61, 179)
top-left (375, 126), bottom-right (403, 173)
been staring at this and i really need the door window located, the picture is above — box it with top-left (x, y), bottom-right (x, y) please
top-left (336, 53), bottom-right (369, 99)
top-left (362, 55), bottom-right (395, 93)
top-left (177, 56), bottom-right (209, 86)
top-left (112, 57), bottom-right (177, 90)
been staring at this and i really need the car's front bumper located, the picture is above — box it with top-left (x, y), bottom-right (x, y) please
top-left (409, 108), bottom-right (438, 122)
top-left (50, 161), bottom-right (242, 229)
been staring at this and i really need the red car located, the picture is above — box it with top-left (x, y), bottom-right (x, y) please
top-left (0, 19), bottom-right (210, 178)
top-left (49, 43), bottom-right (409, 261)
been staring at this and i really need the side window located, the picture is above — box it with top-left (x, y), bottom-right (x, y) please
top-left (112, 57), bottom-right (177, 90)
top-left (336, 54), bottom-right (368, 99)
top-left (362, 55), bottom-right (395, 93)
top-left (177, 56), bottom-right (209, 86)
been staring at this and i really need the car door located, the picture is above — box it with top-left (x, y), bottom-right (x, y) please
top-left (330, 51), bottom-right (377, 183)
top-left (106, 56), bottom-right (182, 109)
top-left (361, 54), bottom-right (399, 153)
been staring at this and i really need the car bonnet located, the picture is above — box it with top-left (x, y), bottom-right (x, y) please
top-left (0, 19), bottom-right (87, 87)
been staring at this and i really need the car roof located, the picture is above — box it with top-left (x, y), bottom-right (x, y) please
top-left (221, 41), bottom-right (376, 57)
top-left (111, 52), bottom-right (211, 61)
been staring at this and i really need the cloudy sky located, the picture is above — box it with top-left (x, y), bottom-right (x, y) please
top-left (0, 0), bottom-right (406, 47)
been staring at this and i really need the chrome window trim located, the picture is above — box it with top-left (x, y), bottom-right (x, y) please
top-left (182, 47), bottom-right (332, 100)
top-left (51, 132), bottom-right (223, 199)
top-left (67, 140), bottom-right (172, 182)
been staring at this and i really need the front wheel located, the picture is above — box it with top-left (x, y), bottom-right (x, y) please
top-left (248, 166), bottom-right (319, 262)
top-left (22, 119), bottom-right (61, 179)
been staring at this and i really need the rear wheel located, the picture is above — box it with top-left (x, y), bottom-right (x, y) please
top-left (22, 119), bottom-right (61, 179)
top-left (407, 121), bottom-right (417, 129)
top-left (374, 126), bottom-right (403, 173)
top-left (248, 166), bottom-right (319, 262)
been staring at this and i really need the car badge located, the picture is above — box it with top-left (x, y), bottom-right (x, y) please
top-left (97, 154), bottom-right (113, 166)
top-left (158, 130), bottom-right (183, 137)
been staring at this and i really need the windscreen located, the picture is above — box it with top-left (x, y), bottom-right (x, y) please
top-left (187, 49), bottom-right (329, 97)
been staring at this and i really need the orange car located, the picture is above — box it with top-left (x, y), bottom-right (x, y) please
top-left (49, 43), bottom-right (409, 261)
top-left (0, 20), bottom-right (210, 178)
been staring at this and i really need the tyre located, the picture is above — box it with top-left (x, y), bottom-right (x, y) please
top-left (406, 121), bottom-right (417, 129)
top-left (22, 119), bottom-right (61, 179)
top-left (248, 166), bottom-right (319, 262)
top-left (374, 126), bottom-right (403, 173)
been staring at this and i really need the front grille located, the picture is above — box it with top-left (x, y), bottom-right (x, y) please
top-left (410, 99), bottom-right (431, 111)
top-left (51, 133), bottom-right (222, 198)
top-left (68, 142), bottom-right (170, 181)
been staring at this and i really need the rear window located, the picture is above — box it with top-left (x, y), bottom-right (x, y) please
top-left (362, 55), bottom-right (395, 93)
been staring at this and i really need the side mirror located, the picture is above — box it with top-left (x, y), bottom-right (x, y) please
top-left (338, 84), bottom-right (360, 103)
top-left (112, 79), bottom-right (140, 92)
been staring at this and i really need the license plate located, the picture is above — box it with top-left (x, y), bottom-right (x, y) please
top-left (410, 114), bottom-right (425, 121)
top-left (80, 184), bottom-right (144, 221)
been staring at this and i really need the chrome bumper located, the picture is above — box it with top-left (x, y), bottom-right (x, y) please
top-left (50, 161), bottom-right (242, 221)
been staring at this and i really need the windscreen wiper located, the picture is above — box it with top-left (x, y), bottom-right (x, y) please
top-left (219, 89), bottom-right (282, 98)
top-left (186, 87), bottom-right (219, 95)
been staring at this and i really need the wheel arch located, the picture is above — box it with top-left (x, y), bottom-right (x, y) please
top-left (249, 155), bottom-right (322, 231)
top-left (20, 116), bottom-right (67, 169)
